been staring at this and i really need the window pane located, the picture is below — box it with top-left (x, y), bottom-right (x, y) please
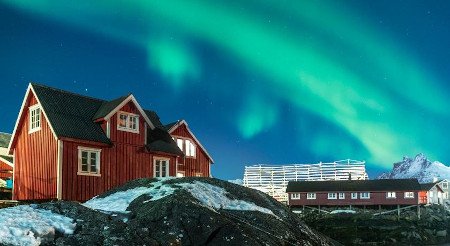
top-left (190, 142), bottom-right (195, 157)
top-left (185, 140), bottom-right (191, 156)
top-left (119, 114), bottom-right (127, 127)
top-left (161, 162), bottom-right (167, 177)
top-left (177, 139), bottom-right (183, 150)
top-left (81, 164), bottom-right (88, 172)
top-left (81, 152), bottom-right (88, 164)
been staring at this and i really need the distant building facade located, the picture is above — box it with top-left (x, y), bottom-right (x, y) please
top-left (243, 159), bottom-right (368, 203)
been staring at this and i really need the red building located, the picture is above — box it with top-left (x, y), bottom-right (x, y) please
top-left (0, 133), bottom-right (13, 180)
top-left (8, 83), bottom-right (214, 201)
top-left (286, 179), bottom-right (423, 207)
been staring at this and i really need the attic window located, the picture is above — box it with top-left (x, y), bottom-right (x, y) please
top-left (117, 111), bottom-right (139, 133)
top-left (29, 105), bottom-right (41, 133)
top-left (174, 137), bottom-right (196, 158)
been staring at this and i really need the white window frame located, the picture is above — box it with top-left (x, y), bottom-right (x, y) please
top-left (404, 192), bottom-right (415, 198)
top-left (386, 192), bottom-right (396, 199)
top-left (29, 104), bottom-right (41, 134)
top-left (442, 182), bottom-right (448, 189)
top-left (153, 157), bottom-right (170, 178)
top-left (339, 192), bottom-right (345, 199)
top-left (360, 192), bottom-right (370, 199)
top-left (351, 193), bottom-right (358, 199)
top-left (307, 193), bottom-right (316, 200)
top-left (328, 192), bottom-right (337, 200)
top-left (429, 191), bottom-right (434, 198)
top-left (77, 147), bottom-right (101, 176)
top-left (291, 193), bottom-right (301, 200)
top-left (174, 137), bottom-right (196, 158)
top-left (117, 111), bottom-right (139, 133)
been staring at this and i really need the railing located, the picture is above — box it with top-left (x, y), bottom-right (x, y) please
top-left (243, 159), bottom-right (368, 203)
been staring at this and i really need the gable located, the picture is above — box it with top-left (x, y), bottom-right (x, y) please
top-left (168, 120), bottom-right (214, 163)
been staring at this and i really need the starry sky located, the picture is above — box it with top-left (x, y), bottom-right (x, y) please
top-left (0, 1), bottom-right (449, 180)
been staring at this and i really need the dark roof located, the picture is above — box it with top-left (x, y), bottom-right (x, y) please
top-left (146, 128), bottom-right (184, 156)
top-left (32, 84), bottom-right (112, 144)
top-left (286, 179), bottom-right (422, 193)
top-left (420, 182), bottom-right (443, 192)
top-left (164, 121), bottom-right (179, 131)
top-left (93, 95), bottom-right (129, 120)
top-left (144, 110), bottom-right (165, 129)
top-left (0, 155), bottom-right (13, 164)
top-left (29, 84), bottom-right (181, 157)
top-left (0, 133), bottom-right (11, 148)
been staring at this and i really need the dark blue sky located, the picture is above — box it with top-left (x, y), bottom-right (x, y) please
top-left (1, 1), bottom-right (449, 180)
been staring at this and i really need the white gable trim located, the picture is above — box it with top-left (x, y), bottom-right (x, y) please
top-left (103, 95), bottom-right (155, 130)
top-left (0, 156), bottom-right (13, 168)
top-left (8, 84), bottom-right (58, 154)
top-left (169, 120), bottom-right (214, 163)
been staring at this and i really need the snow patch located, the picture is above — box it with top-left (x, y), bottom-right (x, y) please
top-left (178, 181), bottom-right (275, 215)
top-left (84, 179), bottom-right (176, 212)
top-left (0, 205), bottom-right (75, 246)
top-left (330, 209), bottom-right (356, 214)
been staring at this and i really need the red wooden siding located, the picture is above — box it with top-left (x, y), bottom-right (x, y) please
top-left (61, 140), bottom-right (176, 201)
top-left (288, 191), bottom-right (420, 206)
top-left (0, 159), bottom-right (13, 179)
top-left (108, 101), bottom-right (146, 145)
top-left (13, 93), bottom-right (58, 200)
top-left (171, 123), bottom-right (211, 177)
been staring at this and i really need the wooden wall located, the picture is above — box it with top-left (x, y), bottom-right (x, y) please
top-left (288, 191), bottom-right (420, 206)
top-left (61, 102), bottom-right (176, 201)
top-left (13, 93), bottom-right (58, 200)
top-left (171, 123), bottom-right (211, 177)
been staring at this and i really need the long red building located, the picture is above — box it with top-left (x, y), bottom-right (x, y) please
top-left (8, 83), bottom-right (214, 201)
top-left (286, 179), bottom-right (424, 207)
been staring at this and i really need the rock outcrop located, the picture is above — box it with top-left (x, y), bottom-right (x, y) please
top-left (36, 178), bottom-right (334, 245)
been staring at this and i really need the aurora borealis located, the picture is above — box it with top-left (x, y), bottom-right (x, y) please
top-left (0, 1), bottom-right (449, 179)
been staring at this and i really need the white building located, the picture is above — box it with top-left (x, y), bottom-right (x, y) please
top-left (243, 159), bottom-right (368, 203)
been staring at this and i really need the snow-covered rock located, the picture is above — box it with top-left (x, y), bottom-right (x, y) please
top-left (378, 153), bottom-right (450, 183)
top-left (0, 205), bottom-right (75, 246)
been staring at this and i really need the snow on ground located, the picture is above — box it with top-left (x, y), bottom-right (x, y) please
top-left (330, 209), bottom-right (356, 214)
top-left (85, 179), bottom-right (275, 216)
top-left (0, 205), bottom-right (75, 246)
top-left (84, 178), bottom-right (176, 212)
top-left (178, 181), bottom-right (274, 215)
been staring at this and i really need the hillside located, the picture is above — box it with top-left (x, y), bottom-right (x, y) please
top-left (378, 153), bottom-right (450, 182)
top-left (0, 178), bottom-right (334, 245)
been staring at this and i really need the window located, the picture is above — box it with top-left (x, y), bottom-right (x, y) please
top-left (351, 193), bottom-right (358, 199)
top-left (339, 193), bottom-right (345, 199)
top-left (78, 147), bottom-right (101, 176)
top-left (176, 171), bottom-right (185, 177)
top-left (307, 193), bottom-right (316, 199)
top-left (442, 182), bottom-right (448, 189)
top-left (291, 193), bottom-right (301, 200)
top-left (117, 112), bottom-right (139, 133)
top-left (404, 192), bottom-right (414, 198)
top-left (154, 158), bottom-right (169, 177)
top-left (195, 173), bottom-right (203, 177)
top-left (444, 192), bottom-right (448, 199)
top-left (175, 138), bottom-right (196, 157)
top-left (360, 192), bottom-right (370, 199)
top-left (328, 193), bottom-right (337, 199)
top-left (29, 105), bottom-right (41, 133)
top-left (386, 192), bottom-right (396, 198)
top-left (429, 192), bottom-right (434, 198)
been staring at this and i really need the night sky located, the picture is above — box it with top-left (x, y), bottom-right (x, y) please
top-left (1, 1), bottom-right (449, 180)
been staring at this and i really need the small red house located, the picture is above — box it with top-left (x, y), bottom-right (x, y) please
top-left (286, 179), bottom-right (423, 207)
top-left (0, 132), bottom-right (13, 180)
top-left (8, 83), bottom-right (214, 201)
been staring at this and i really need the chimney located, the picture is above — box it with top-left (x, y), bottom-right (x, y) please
top-left (348, 173), bottom-right (352, 180)
top-left (433, 177), bottom-right (438, 183)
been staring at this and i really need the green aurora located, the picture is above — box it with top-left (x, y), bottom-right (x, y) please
top-left (4, 0), bottom-right (449, 168)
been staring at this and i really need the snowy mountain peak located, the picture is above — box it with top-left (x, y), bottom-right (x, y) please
top-left (378, 154), bottom-right (450, 183)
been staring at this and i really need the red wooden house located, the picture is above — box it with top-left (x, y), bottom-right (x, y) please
top-left (165, 120), bottom-right (214, 178)
top-left (8, 83), bottom-right (214, 201)
top-left (0, 133), bottom-right (13, 180)
top-left (286, 179), bottom-right (423, 207)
